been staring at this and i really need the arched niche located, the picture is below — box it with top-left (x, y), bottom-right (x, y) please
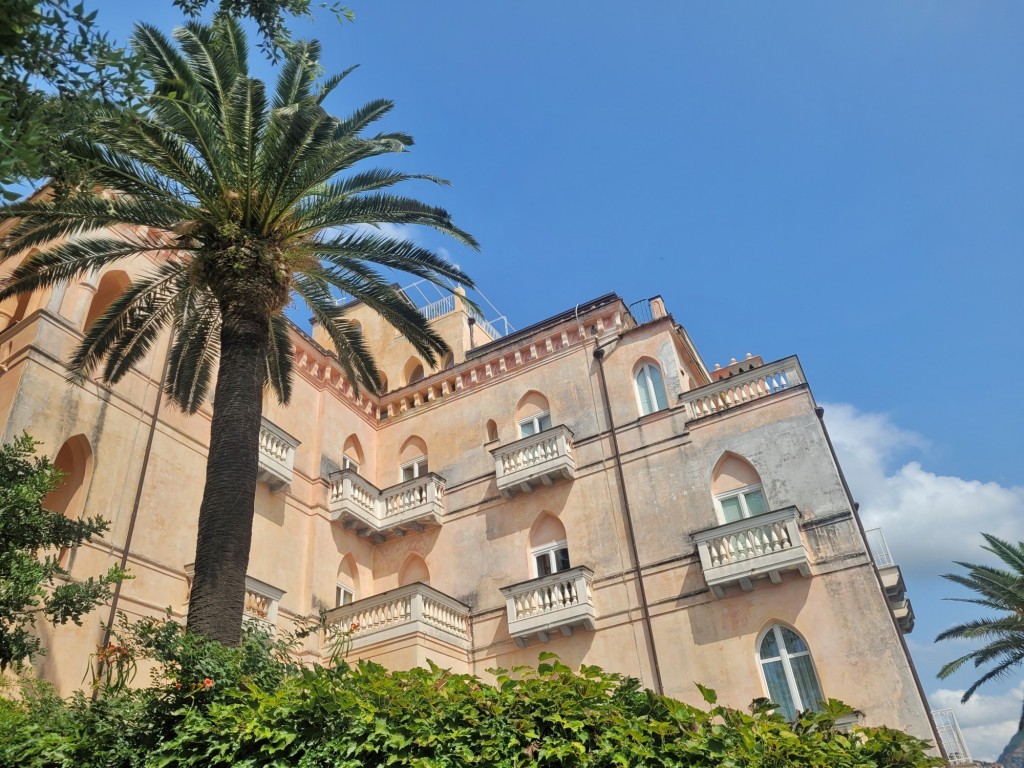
top-left (485, 419), bottom-right (499, 443)
top-left (342, 434), bottom-right (364, 472)
top-left (529, 512), bottom-right (567, 550)
top-left (711, 452), bottom-right (763, 495)
top-left (45, 434), bottom-right (94, 520)
top-left (515, 390), bottom-right (550, 421)
top-left (403, 357), bottom-right (425, 386)
top-left (83, 270), bottom-right (131, 331)
top-left (398, 554), bottom-right (430, 586)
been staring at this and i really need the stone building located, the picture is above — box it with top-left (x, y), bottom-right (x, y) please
top-left (0, 245), bottom-right (938, 745)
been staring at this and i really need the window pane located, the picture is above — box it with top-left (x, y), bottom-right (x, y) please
top-left (789, 655), bottom-right (824, 712)
top-left (744, 489), bottom-right (768, 516)
top-left (649, 365), bottom-right (668, 410)
top-left (636, 370), bottom-right (653, 415)
top-left (418, 459), bottom-right (428, 476)
top-left (520, 418), bottom-right (536, 437)
top-left (761, 659), bottom-right (796, 720)
top-left (760, 629), bottom-right (780, 658)
top-left (555, 547), bottom-right (571, 572)
top-left (538, 413), bottom-right (552, 431)
top-left (536, 554), bottom-right (552, 577)
top-left (781, 627), bottom-right (808, 654)
top-left (402, 465), bottom-right (415, 482)
top-left (721, 496), bottom-right (743, 523)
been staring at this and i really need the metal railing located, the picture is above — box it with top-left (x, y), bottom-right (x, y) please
top-left (417, 294), bottom-right (455, 321)
top-left (864, 528), bottom-right (895, 568)
top-left (931, 709), bottom-right (973, 765)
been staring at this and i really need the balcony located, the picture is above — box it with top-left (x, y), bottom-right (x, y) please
top-left (491, 425), bottom-right (576, 498)
top-left (692, 507), bottom-right (810, 597)
top-left (500, 566), bottom-right (596, 647)
top-left (326, 582), bottom-right (471, 652)
top-left (683, 356), bottom-right (805, 421)
top-left (257, 418), bottom-right (299, 491)
top-left (329, 470), bottom-right (446, 540)
top-left (865, 528), bottom-right (915, 634)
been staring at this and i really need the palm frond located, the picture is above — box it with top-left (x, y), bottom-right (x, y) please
top-left (164, 290), bottom-right (221, 413)
top-left (65, 263), bottom-right (188, 382)
top-left (264, 314), bottom-right (293, 404)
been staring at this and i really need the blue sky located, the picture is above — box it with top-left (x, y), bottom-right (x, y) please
top-left (57, 1), bottom-right (1024, 758)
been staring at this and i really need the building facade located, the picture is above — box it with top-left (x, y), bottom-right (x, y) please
top-left (0, 244), bottom-right (938, 746)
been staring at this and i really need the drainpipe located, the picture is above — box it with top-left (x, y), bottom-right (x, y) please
top-left (467, 315), bottom-right (476, 350)
top-left (93, 344), bottom-right (171, 696)
top-left (592, 343), bottom-right (665, 695)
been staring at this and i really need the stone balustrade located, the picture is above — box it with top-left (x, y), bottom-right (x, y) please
top-left (491, 424), bottom-right (576, 498)
top-left (257, 417), bottom-right (299, 491)
top-left (327, 582), bottom-right (471, 651)
top-left (329, 470), bottom-right (446, 540)
top-left (500, 566), bottom-right (596, 647)
top-left (684, 356), bottom-right (805, 421)
top-left (692, 507), bottom-right (810, 597)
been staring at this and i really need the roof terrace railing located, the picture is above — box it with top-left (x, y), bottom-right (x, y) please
top-left (864, 528), bottom-right (896, 568)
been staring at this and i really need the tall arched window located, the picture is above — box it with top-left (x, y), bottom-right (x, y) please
top-left (529, 513), bottom-right (570, 577)
top-left (336, 555), bottom-right (358, 607)
top-left (45, 434), bottom-right (93, 520)
top-left (403, 357), bottom-right (425, 386)
top-left (399, 435), bottom-right (428, 482)
top-left (342, 435), bottom-right (364, 474)
top-left (758, 625), bottom-right (824, 720)
top-left (83, 270), bottom-right (131, 331)
top-left (711, 452), bottom-right (768, 524)
top-left (634, 361), bottom-right (668, 416)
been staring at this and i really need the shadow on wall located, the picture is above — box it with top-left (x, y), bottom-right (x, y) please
top-left (685, 576), bottom-right (812, 648)
top-left (255, 483), bottom-right (286, 527)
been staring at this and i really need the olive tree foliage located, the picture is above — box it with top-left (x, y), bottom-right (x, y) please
top-left (0, 0), bottom-right (350, 199)
top-left (0, 433), bottom-right (125, 672)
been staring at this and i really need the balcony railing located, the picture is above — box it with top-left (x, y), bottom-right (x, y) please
top-left (692, 507), bottom-right (810, 597)
top-left (684, 356), bottom-right (804, 421)
top-left (491, 425), bottom-right (576, 498)
top-left (500, 566), bottom-right (596, 647)
top-left (864, 527), bottom-right (913, 634)
top-left (257, 418), bottom-right (299, 491)
top-left (329, 470), bottom-right (446, 539)
top-left (326, 582), bottom-right (471, 651)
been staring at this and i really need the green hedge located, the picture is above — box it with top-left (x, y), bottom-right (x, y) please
top-left (0, 619), bottom-right (941, 767)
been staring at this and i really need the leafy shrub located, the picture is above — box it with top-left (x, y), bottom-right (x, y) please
top-left (0, 622), bottom-right (942, 768)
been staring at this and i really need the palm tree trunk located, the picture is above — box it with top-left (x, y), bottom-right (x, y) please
top-left (186, 306), bottom-right (269, 645)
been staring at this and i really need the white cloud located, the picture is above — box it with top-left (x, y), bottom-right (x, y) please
top-left (929, 684), bottom-right (1023, 762)
top-left (821, 403), bottom-right (1024, 582)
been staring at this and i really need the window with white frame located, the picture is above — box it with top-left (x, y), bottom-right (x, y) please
top-left (401, 457), bottom-right (428, 482)
top-left (342, 456), bottom-right (359, 474)
top-left (519, 412), bottom-right (552, 437)
top-left (532, 541), bottom-right (571, 577)
top-left (758, 625), bottom-right (824, 720)
top-left (635, 362), bottom-right (668, 416)
top-left (716, 483), bottom-right (769, 523)
top-left (336, 584), bottom-right (354, 607)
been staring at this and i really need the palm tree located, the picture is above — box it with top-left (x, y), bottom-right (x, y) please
top-left (937, 533), bottom-right (1024, 731)
top-left (0, 16), bottom-right (478, 645)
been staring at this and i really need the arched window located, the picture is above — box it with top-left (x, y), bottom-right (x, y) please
top-left (529, 513), bottom-right (570, 577)
top-left (399, 435), bottom-right (428, 482)
top-left (342, 435), bottom-right (364, 474)
top-left (485, 419), bottom-right (499, 443)
top-left (635, 361), bottom-right (668, 416)
top-left (45, 434), bottom-right (93, 520)
top-left (398, 554), bottom-right (430, 586)
top-left (758, 625), bottom-right (824, 720)
top-left (711, 452), bottom-right (768, 523)
top-left (403, 357), bottom-right (425, 386)
top-left (83, 270), bottom-right (131, 331)
top-left (336, 555), bottom-right (358, 607)
top-left (516, 390), bottom-right (552, 437)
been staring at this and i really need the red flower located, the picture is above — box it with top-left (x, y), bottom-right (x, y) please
top-left (203, 678), bottom-right (213, 687)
